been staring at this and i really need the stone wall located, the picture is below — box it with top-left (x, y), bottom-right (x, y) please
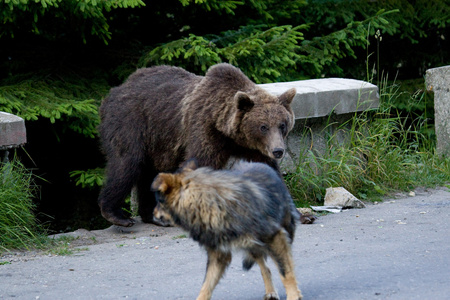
top-left (259, 78), bottom-right (379, 171)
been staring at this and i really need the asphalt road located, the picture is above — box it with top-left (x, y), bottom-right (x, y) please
top-left (1, 187), bottom-right (449, 300)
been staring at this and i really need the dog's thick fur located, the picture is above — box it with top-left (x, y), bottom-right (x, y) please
top-left (151, 160), bottom-right (303, 300)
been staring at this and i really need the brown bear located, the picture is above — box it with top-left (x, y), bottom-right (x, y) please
top-left (98, 63), bottom-right (296, 227)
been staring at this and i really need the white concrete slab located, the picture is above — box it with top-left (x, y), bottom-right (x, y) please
top-left (259, 78), bottom-right (379, 119)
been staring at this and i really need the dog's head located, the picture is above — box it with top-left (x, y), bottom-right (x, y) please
top-left (151, 159), bottom-right (198, 224)
top-left (151, 159), bottom-right (198, 208)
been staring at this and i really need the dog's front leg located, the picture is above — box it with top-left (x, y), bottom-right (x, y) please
top-left (197, 249), bottom-right (232, 300)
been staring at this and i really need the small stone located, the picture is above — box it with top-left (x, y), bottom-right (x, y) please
top-left (408, 191), bottom-right (416, 197)
top-left (324, 187), bottom-right (366, 208)
top-left (297, 207), bottom-right (313, 214)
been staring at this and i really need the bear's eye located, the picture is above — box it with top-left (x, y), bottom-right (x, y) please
top-left (279, 123), bottom-right (287, 134)
top-left (260, 125), bottom-right (269, 133)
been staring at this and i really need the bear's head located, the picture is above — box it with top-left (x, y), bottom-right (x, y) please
top-left (230, 87), bottom-right (296, 161)
top-left (202, 63), bottom-right (296, 161)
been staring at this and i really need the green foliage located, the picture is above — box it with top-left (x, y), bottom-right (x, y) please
top-left (220, 25), bottom-right (307, 83)
top-left (0, 159), bottom-right (47, 253)
top-left (297, 9), bottom-right (398, 78)
top-left (141, 24), bottom-right (307, 83)
top-left (178, 0), bottom-right (243, 14)
top-left (381, 78), bottom-right (435, 141)
top-left (300, 0), bottom-right (449, 43)
top-left (141, 34), bottom-right (222, 73)
top-left (140, 9), bottom-right (397, 82)
top-left (0, 73), bottom-right (107, 138)
top-left (299, 0), bottom-right (450, 78)
top-left (69, 168), bottom-right (104, 188)
top-left (0, 0), bottom-right (145, 43)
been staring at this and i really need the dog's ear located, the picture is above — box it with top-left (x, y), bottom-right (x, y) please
top-left (151, 173), bottom-right (174, 194)
top-left (182, 158), bottom-right (198, 172)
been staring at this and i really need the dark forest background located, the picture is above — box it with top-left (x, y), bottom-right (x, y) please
top-left (1, 0), bottom-right (448, 232)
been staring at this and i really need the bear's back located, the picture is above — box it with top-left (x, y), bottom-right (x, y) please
top-left (104, 65), bottom-right (201, 107)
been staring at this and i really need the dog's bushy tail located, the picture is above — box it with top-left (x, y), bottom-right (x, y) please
top-left (242, 255), bottom-right (255, 271)
top-left (242, 252), bottom-right (269, 271)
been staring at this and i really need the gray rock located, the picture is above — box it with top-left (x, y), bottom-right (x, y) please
top-left (324, 187), bottom-right (366, 208)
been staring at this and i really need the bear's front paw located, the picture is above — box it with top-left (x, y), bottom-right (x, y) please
top-left (114, 218), bottom-right (136, 227)
top-left (101, 210), bottom-right (136, 227)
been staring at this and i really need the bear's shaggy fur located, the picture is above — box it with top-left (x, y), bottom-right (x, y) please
top-left (98, 63), bottom-right (296, 227)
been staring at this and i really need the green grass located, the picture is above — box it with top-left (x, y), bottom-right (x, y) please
top-left (0, 159), bottom-right (49, 254)
top-left (286, 77), bottom-right (450, 207)
top-left (0, 160), bottom-right (90, 256)
top-left (0, 158), bottom-right (89, 256)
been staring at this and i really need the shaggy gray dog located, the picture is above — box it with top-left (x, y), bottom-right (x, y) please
top-left (151, 160), bottom-right (303, 300)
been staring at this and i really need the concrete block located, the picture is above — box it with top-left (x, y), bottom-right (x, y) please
top-left (259, 78), bottom-right (379, 173)
top-left (259, 78), bottom-right (379, 119)
top-left (426, 65), bottom-right (450, 157)
top-left (0, 112), bottom-right (27, 150)
top-left (324, 187), bottom-right (366, 208)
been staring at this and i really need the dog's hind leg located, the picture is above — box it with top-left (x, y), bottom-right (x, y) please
top-left (254, 256), bottom-right (280, 300)
top-left (197, 249), bottom-right (232, 300)
top-left (243, 253), bottom-right (279, 300)
top-left (268, 231), bottom-right (303, 300)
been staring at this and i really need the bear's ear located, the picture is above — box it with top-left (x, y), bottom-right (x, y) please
top-left (279, 88), bottom-right (296, 107)
top-left (151, 174), bottom-right (174, 195)
top-left (235, 91), bottom-right (254, 113)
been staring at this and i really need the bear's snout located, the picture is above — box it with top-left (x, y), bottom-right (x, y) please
top-left (272, 148), bottom-right (285, 159)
